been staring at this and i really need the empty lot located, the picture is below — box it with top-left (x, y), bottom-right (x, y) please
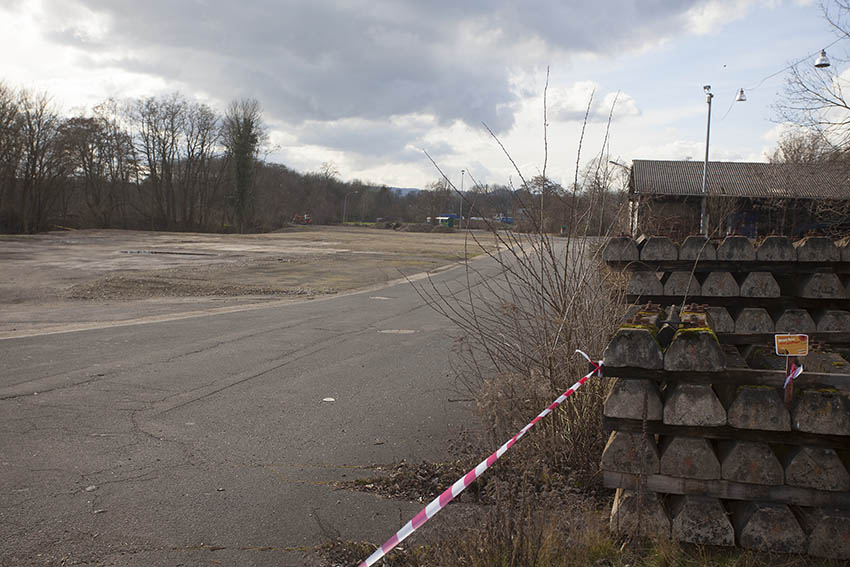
top-left (0, 226), bottom-right (497, 338)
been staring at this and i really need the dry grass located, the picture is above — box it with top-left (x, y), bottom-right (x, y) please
top-left (418, 230), bottom-right (628, 487)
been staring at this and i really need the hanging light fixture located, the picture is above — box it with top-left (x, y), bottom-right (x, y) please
top-left (815, 49), bottom-right (831, 68)
top-left (735, 88), bottom-right (747, 102)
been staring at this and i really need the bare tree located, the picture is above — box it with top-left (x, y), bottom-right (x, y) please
top-left (777, 2), bottom-right (850, 147)
top-left (0, 82), bottom-right (24, 231)
top-left (16, 90), bottom-right (68, 232)
top-left (92, 99), bottom-right (137, 229)
top-left (178, 102), bottom-right (222, 230)
top-left (768, 127), bottom-right (843, 163)
top-left (129, 93), bottom-right (186, 229)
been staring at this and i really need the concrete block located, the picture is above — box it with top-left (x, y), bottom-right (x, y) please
top-left (718, 441), bottom-right (783, 485)
top-left (800, 507), bottom-right (850, 559)
top-left (731, 501), bottom-right (805, 554)
top-left (603, 378), bottom-right (663, 420)
top-left (722, 344), bottom-right (747, 368)
top-left (790, 273), bottom-right (845, 299)
top-left (799, 351), bottom-right (850, 374)
top-left (816, 309), bottom-right (850, 332)
top-left (733, 307), bottom-right (774, 334)
top-left (756, 235), bottom-right (796, 261)
top-left (739, 272), bottom-right (780, 297)
top-left (794, 236), bottom-right (840, 262)
top-left (702, 271), bottom-right (739, 296)
top-left (679, 235), bottom-right (716, 261)
top-left (601, 431), bottom-right (660, 475)
top-left (792, 389), bottom-right (850, 435)
top-left (664, 329), bottom-right (725, 372)
top-left (744, 345), bottom-right (786, 371)
top-left (706, 307), bottom-right (734, 333)
top-left (726, 385), bottom-right (790, 431)
top-left (671, 495), bottom-right (734, 546)
top-left (603, 237), bottom-right (638, 262)
top-left (603, 327), bottom-right (664, 369)
top-left (664, 384), bottom-right (727, 427)
top-left (662, 271), bottom-right (701, 296)
top-left (774, 309), bottom-right (816, 334)
top-left (609, 488), bottom-right (671, 538)
top-left (660, 436), bottom-right (721, 480)
top-left (717, 235), bottom-right (755, 261)
top-left (639, 236), bottom-right (678, 261)
top-left (784, 446), bottom-right (850, 492)
top-left (626, 271), bottom-right (663, 295)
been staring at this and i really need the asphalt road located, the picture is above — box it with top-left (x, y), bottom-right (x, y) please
top-left (1, 259), bottom-right (496, 566)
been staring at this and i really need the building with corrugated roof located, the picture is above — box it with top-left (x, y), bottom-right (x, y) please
top-left (628, 160), bottom-right (850, 238)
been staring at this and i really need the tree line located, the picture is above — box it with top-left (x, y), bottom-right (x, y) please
top-left (0, 80), bottom-right (629, 235)
top-left (0, 84), bottom-right (263, 233)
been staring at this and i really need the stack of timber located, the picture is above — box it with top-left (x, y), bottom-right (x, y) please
top-left (600, 235), bottom-right (850, 559)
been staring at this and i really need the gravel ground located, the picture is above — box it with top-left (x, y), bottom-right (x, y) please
top-left (0, 225), bottom-right (496, 338)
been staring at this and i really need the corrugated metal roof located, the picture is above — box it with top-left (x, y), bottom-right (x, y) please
top-left (630, 160), bottom-right (850, 199)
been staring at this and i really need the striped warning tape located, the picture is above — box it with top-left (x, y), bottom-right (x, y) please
top-left (784, 362), bottom-right (803, 389)
top-left (359, 350), bottom-right (603, 566)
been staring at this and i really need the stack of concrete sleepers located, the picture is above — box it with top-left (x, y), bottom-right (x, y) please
top-left (600, 235), bottom-right (850, 558)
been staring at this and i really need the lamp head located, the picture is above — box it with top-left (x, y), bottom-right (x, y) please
top-left (815, 49), bottom-right (831, 68)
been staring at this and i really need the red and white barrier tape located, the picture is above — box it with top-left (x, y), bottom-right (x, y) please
top-left (359, 350), bottom-right (603, 567)
top-left (784, 362), bottom-right (803, 389)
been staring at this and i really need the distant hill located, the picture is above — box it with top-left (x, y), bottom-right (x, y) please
top-left (390, 187), bottom-right (421, 196)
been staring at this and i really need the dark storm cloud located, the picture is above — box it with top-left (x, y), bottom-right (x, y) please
top-left (41, 0), bottom-right (706, 134)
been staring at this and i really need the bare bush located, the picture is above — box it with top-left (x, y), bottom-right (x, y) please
top-left (417, 89), bottom-right (628, 486)
top-left (419, 229), bottom-right (626, 488)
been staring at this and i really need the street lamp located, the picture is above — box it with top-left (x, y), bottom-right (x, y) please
top-left (699, 85), bottom-right (714, 236)
top-left (699, 85), bottom-right (745, 236)
top-left (815, 49), bottom-right (831, 68)
top-left (343, 190), bottom-right (358, 224)
top-left (459, 169), bottom-right (465, 229)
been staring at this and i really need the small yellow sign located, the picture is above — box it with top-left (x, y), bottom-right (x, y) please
top-left (775, 334), bottom-right (809, 357)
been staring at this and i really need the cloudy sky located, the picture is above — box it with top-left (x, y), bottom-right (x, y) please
top-left (0, 0), bottom-right (840, 189)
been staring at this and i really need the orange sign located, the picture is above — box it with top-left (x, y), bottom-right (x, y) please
top-left (775, 334), bottom-right (809, 357)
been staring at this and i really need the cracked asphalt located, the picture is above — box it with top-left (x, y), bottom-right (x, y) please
top-left (0, 258), bottom-right (491, 566)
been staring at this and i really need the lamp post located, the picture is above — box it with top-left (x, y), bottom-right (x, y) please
top-left (459, 169), bottom-right (465, 229)
top-left (699, 85), bottom-right (746, 236)
top-left (343, 190), bottom-right (358, 224)
top-left (699, 85), bottom-right (714, 237)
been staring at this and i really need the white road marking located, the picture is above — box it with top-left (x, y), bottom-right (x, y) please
top-left (378, 329), bottom-right (416, 334)
top-left (322, 397), bottom-right (336, 402)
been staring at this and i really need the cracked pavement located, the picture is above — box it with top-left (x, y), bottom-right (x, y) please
top-left (0, 258), bottom-right (491, 566)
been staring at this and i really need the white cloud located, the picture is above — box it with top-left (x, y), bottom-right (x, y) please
top-left (548, 82), bottom-right (641, 123)
top-left (684, 0), bottom-right (758, 35)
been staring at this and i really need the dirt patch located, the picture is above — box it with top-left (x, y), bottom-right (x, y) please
top-left (338, 456), bottom-right (610, 514)
top-left (339, 459), bottom-right (479, 502)
top-left (65, 259), bottom-right (335, 300)
top-left (0, 226), bottom-right (497, 337)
